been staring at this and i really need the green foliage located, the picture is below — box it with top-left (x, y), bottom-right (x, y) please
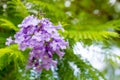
top-left (0, 0), bottom-right (120, 80)
top-left (26, 0), bottom-right (67, 22)
top-left (6, 0), bottom-right (29, 25)
top-left (7, 0), bottom-right (29, 18)
top-left (0, 32), bottom-right (12, 48)
top-left (0, 18), bottom-right (18, 31)
top-left (64, 30), bottom-right (119, 41)
top-left (59, 48), bottom-right (106, 80)
top-left (0, 45), bottom-right (25, 70)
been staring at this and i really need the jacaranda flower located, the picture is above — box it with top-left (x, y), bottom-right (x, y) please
top-left (6, 15), bottom-right (68, 72)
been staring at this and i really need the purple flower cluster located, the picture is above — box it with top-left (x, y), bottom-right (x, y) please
top-left (6, 15), bottom-right (68, 71)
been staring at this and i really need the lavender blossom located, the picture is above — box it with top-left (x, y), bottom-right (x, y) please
top-left (5, 36), bottom-right (14, 46)
top-left (6, 15), bottom-right (68, 72)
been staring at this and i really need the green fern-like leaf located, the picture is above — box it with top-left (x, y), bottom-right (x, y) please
top-left (0, 45), bottom-right (25, 70)
top-left (0, 18), bottom-right (18, 31)
top-left (96, 19), bottom-right (120, 30)
top-left (6, 0), bottom-right (29, 25)
top-left (64, 30), bottom-right (119, 41)
top-left (7, 0), bottom-right (29, 18)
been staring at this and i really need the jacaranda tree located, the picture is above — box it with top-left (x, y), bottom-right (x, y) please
top-left (0, 0), bottom-right (120, 80)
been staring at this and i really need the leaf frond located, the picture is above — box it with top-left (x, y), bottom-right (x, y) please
top-left (0, 45), bottom-right (25, 70)
top-left (64, 30), bottom-right (119, 41)
top-left (0, 18), bottom-right (18, 31)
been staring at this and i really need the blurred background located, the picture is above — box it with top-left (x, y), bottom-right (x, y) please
top-left (0, 0), bottom-right (120, 80)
